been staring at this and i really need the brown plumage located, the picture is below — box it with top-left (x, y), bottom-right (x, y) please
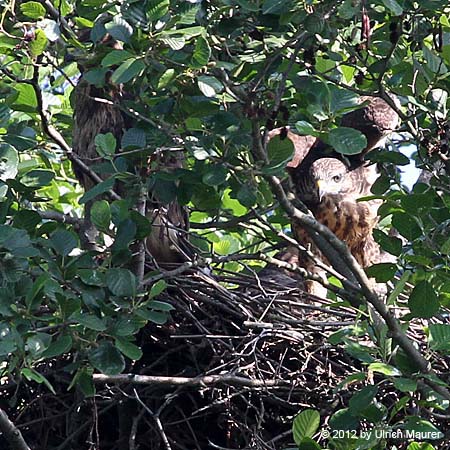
top-left (72, 37), bottom-right (189, 264)
top-left (291, 157), bottom-right (381, 268)
top-left (72, 82), bottom-right (125, 191)
top-left (269, 95), bottom-right (400, 295)
top-left (341, 95), bottom-right (400, 156)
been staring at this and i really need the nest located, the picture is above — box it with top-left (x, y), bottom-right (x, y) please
top-left (0, 264), bottom-right (370, 450)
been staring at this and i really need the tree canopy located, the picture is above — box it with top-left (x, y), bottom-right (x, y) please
top-left (1, 0), bottom-right (450, 449)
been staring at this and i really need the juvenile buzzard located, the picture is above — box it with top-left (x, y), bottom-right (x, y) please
top-left (273, 95), bottom-right (400, 294)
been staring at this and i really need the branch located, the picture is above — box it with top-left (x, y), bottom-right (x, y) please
top-left (0, 409), bottom-right (31, 450)
top-left (41, 0), bottom-right (78, 41)
top-left (251, 121), bottom-right (450, 401)
top-left (93, 373), bottom-right (291, 388)
top-left (37, 210), bottom-right (84, 227)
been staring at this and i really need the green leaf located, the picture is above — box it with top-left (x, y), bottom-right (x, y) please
top-left (13, 210), bottom-right (41, 233)
top-left (115, 338), bottom-right (143, 360)
top-left (392, 212), bottom-right (422, 241)
top-left (95, 132), bottom-right (117, 157)
top-left (366, 263), bottom-right (397, 283)
top-left (25, 273), bottom-right (48, 309)
top-left (191, 36), bottom-right (211, 68)
top-left (72, 312), bottom-right (107, 331)
top-left (147, 0), bottom-right (169, 21)
top-left (236, 0), bottom-right (260, 11)
top-left (292, 410), bottom-right (320, 446)
top-left (330, 87), bottom-right (359, 113)
top-left (329, 127), bottom-right (367, 155)
top-left (266, 134), bottom-right (294, 174)
top-left (408, 281), bottom-right (440, 319)
top-left (50, 230), bottom-right (78, 256)
top-left (129, 211), bottom-right (152, 239)
top-left (236, 184), bottom-right (257, 208)
top-left (373, 229), bottom-right (402, 256)
top-left (79, 177), bottom-right (115, 204)
top-left (78, 269), bottom-right (105, 287)
top-left (295, 121), bottom-right (319, 136)
top-left (0, 144), bottom-right (18, 181)
top-left (101, 49), bottom-right (134, 67)
top-left (382, 0), bottom-right (403, 16)
top-left (329, 408), bottom-right (360, 431)
top-left (160, 36), bottom-right (185, 50)
top-left (20, 169), bottom-right (54, 188)
top-left (407, 443), bottom-right (435, 450)
top-left (157, 68), bottom-right (176, 89)
top-left (202, 165), bottom-right (227, 186)
top-left (393, 377), bottom-right (417, 392)
top-left (262, 0), bottom-right (284, 14)
top-left (348, 386), bottom-right (378, 416)
top-left (368, 362), bottom-right (402, 377)
top-left (89, 341), bottom-right (125, 375)
top-left (91, 200), bottom-right (111, 231)
top-left (149, 279), bottom-right (168, 298)
top-left (42, 335), bottom-right (73, 358)
top-left (387, 270), bottom-right (411, 305)
top-left (105, 16), bottom-right (133, 43)
top-left (111, 58), bottom-right (145, 84)
top-left (26, 333), bottom-right (51, 356)
top-left (370, 150), bottom-right (410, 165)
top-left (135, 308), bottom-right (169, 324)
top-left (70, 367), bottom-right (95, 397)
top-left (113, 219), bottom-right (136, 250)
top-left (20, 1), bottom-right (46, 19)
top-left (83, 68), bottom-right (107, 87)
top-left (148, 300), bottom-right (174, 311)
top-left (428, 324), bottom-right (450, 352)
top-left (399, 417), bottom-right (443, 439)
top-left (197, 75), bottom-right (222, 97)
top-left (371, 174), bottom-right (390, 195)
top-left (21, 368), bottom-right (56, 394)
top-left (29, 29), bottom-right (48, 56)
top-left (12, 84), bottom-right (38, 113)
top-left (106, 268), bottom-right (137, 297)
top-left (121, 128), bottom-right (146, 149)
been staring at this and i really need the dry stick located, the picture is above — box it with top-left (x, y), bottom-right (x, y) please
top-left (251, 122), bottom-right (450, 401)
top-left (133, 389), bottom-right (172, 450)
top-left (93, 374), bottom-right (291, 388)
top-left (0, 409), bottom-right (31, 450)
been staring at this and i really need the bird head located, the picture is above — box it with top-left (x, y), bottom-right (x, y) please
top-left (308, 158), bottom-right (351, 202)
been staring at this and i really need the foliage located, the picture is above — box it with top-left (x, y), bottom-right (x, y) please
top-left (0, 0), bottom-right (450, 448)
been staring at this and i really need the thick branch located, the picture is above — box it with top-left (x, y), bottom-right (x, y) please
top-left (93, 373), bottom-right (290, 388)
top-left (37, 210), bottom-right (84, 227)
top-left (0, 409), bottom-right (31, 450)
top-left (251, 121), bottom-right (450, 401)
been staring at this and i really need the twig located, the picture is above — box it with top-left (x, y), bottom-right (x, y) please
top-left (133, 389), bottom-right (172, 450)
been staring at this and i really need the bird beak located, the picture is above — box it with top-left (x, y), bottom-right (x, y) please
top-left (316, 180), bottom-right (326, 202)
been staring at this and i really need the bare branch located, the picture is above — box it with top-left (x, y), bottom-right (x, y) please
top-left (0, 408), bottom-right (31, 450)
top-left (93, 373), bottom-right (291, 388)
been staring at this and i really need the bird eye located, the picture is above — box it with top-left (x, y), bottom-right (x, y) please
top-left (332, 174), bottom-right (342, 183)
